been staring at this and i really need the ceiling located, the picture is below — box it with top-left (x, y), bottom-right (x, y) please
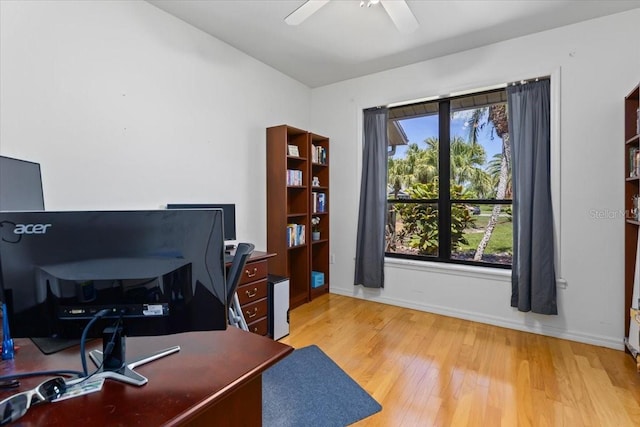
top-left (148, 0), bottom-right (640, 88)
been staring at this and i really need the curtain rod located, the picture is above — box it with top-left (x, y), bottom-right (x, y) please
top-left (507, 76), bottom-right (550, 86)
top-left (385, 74), bottom-right (551, 109)
top-left (363, 106), bottom-right (387, 112)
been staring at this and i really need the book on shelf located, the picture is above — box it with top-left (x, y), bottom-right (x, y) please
top-left (297, 224), bottom-right (305, 245)
top-left (630, 148), bottom-right (640, 177)
top-left (287, 224), bottom-right (294, 247)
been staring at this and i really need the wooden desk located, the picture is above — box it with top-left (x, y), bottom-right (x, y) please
top-left (0, 328), bottom-right (293, 426)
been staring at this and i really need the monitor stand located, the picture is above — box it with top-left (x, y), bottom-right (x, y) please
top-left (88, 326), bottom-right (180, 386)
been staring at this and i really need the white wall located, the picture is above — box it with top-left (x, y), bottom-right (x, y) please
top-left (0, 0), bottom-right (311, 249)
top-left (311, 10), bottom-right (640, 350)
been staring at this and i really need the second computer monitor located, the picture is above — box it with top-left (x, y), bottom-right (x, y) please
top-left (0, 155), bottom-right (45, 211)
top-left (167, 204), bottom-right (236, 241)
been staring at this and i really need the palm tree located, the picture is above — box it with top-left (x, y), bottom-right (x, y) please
top-left (466, 103), bottom-right (510, 261)
top-left (386, 135), bottom-right (490, 253)
top-left (449, 136), bottom-right (492, 198)
top-left (487, 153), bottom-right (512, 198)
top-left (388, 140), bottom-right (438, 191)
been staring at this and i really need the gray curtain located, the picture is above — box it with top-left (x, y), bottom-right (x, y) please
top-left (354, 107), bottom-right (388, 288)
top-left (508, 79), bottom-right (557, 314)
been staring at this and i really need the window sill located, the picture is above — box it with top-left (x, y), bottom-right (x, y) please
top-left (384, 257), bottom-right (567, 289)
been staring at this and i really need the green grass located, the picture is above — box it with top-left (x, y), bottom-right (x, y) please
top-left (459, 215), bottom-right (512, 254)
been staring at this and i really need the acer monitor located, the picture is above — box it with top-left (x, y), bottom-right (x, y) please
top-left (0, 209), bottom-right (227, 385)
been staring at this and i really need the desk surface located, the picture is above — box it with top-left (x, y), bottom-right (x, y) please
top-left (0, 327), bottom-right (292, 426)
top-left (226, 250), bottom-right (275, 264)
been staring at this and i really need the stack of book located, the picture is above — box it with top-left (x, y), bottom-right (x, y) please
top-left (630, 148), bottom-right (640, 177)
top-left (286, 223), bottom-right (305, 247)
top-left (311, 144), bottom-right (327, 164)
top-left (286, 169), bottom-right (303, 186)
top-left (312, 192), bottom-right (326, 213)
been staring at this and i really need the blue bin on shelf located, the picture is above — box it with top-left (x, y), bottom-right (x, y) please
top-left (311, 271), bottom-right (324, 288)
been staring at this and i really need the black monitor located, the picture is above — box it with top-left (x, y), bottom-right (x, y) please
top-left (0, 209), bottom-right (227, 385)
top-left (167, 204), bottom-right (236, 241)
top-left (0, 156), bottom-right (45, 211)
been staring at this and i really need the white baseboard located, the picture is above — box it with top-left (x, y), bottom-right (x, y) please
top-left (329, 288), bottom-right (624, 351)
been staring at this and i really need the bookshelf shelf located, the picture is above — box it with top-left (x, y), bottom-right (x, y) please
top-left (287, 244), bottom-right (307, 250)
top-left (267, 125), bottom-right (330, 310)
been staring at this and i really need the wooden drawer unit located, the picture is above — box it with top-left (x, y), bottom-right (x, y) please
top-left (238, 260), bottom-right (268, 286)
top-left (242, 299), bottom-right (268, 325)
top-left (247, 317), bottom-right (268, 336)
top-left (237, 279), bottom-right (268, 306)
top-left (236, 257), bottom-right (270, 337)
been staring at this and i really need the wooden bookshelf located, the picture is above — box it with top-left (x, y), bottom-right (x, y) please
top-left (310, 132), bottom-right (330, 300)
top-left (267, 125), bottom-right (330, 310)
top-left (624, 83), bottom-right (639, 348)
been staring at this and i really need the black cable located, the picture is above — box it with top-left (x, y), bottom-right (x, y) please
top-left (79, 309), bottom-right (112, 376)
top-left (0, 310), bottom-right (118, 386)
top-left (0, 370), bottom-right (84, 382)
top-left (73, 317), bottom-right (123, 387)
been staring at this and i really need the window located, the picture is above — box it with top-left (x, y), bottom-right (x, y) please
top-left (386, 88), bottom-right (512, 268)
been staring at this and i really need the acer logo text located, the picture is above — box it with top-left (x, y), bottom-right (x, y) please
top-left (13, 224), bottom-right (52, 235)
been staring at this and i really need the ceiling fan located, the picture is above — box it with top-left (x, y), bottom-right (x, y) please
top-left (285, 0), bottom-right (419, 34)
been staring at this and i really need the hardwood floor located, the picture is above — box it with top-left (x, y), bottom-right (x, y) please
top-left (280, 293), bottom-right (640, 426)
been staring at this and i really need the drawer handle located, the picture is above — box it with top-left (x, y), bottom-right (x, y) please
top-left (252, 327), bottom-right (259, 333)
top-left (245, 267), bottom-right (258, 278)
top-left (245, 307), bottom-right (258, 318)
top-left (245, 288), bottom-right (258, 298)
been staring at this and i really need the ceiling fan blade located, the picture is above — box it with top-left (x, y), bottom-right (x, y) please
top-left (285, 0), bottom-right (331, 26)
top-left (380, 0), bottom-right (419, 33)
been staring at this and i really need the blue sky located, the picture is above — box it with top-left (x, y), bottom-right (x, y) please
top-left (393, 112), bottom-right (503, 167)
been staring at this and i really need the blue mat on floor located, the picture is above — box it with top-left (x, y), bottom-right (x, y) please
top-left (263, 345), bottom-right (382, 427)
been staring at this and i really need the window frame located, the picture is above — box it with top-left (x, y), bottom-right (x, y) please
top-left (385, 92), bottom-right (513, 269)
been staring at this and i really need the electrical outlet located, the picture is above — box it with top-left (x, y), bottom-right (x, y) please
top-left (330, 253), bottom-right (335, 264)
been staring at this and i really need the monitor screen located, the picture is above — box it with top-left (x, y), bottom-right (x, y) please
top-left (0, 156), bottom-right (44, 211)
top-left (167, 204), bottom-right (236, 241)
top-left (0, 209), bottom-right (227, 340)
